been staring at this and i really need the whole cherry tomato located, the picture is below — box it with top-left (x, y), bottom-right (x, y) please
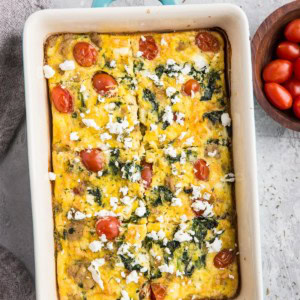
top-left (73, 42), bottom-right (97, 67)
top-left (284, 78), bottom-right (300, 98)
top-left (139, 36), bottom-right (159, 60)
top-left (92, 73), bottom-right (117, 96)
top-left (80, 149), bottom-right (105, 172)
top-left (285, 19), bottom-right (300, 43)
top-left (264, 83), bottom-right (293, 110)
top-left (263, 59), bottom-right (293, 83)
top-left (195, 32), bottom-right (220, 52)
top-left (276, 41), bottom-right (300, 61)
top-left (150, 283), bottom-right (167, 300)
top-left (182, 79), bottom-right (200, 96)
top-left (96, 217), bottom-right (120, 240)
top-left (51, 85), bottom-right (73, 113)
top-left (214, 249), bottom-right (235, 268)
top-left (194, 159), bottom-right (209, 181)
top-left (293, 58), bottom-right (300, 81)
top-left (141, 162), bottom-right (153, 188)
top-left (293, 96), bottom-right (300, 119)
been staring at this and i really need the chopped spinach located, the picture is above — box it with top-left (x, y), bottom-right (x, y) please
top-left (152, 185), bottom-right (173, 207)
top-left (181, 250), bottom-right (195, 277)
top-left (71, 112), bottom-right (78, 118)
top-left (88, 187), bottom-right (102, 206)
top-left (201, 70), bottom-right (221, 101)
top-left (133, 60), bottom-right (144, 73)
top-left (155, 65), bottom-right (165, 79)
top-left (183, 187), bottom-right (193, 194)
top-left (120, 74), bottom-right (136, 90)
top-left (207, 138), bottom-right (229, 146)
top-left (113, 101), bottom-right (122, 107)
top-left (203, 110), bottom-right (224, 124)
top-left (143, 88), bottom-right (158, 111)
top-left (195, 254), bottom-right (207, 269)
top-left (192, 216), bottom-right (218, 245)
top-left (150, 269), bottom-right (162, 280)
top-left (78, 92), bottom-right (86, 108)
top-left (109, 148), bottom-right (121, 175)
top-left (120, 255), bottom-right (143, 272)
top-left (166, 154), bottom-right (181, 164)
top-left (121, 162), bottom-right (142, 182)
top-left (189, 65), bottom-right (206, 82)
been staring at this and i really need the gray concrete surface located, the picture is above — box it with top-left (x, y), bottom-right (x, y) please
top-left (0, 0), bottom-right (299, 299)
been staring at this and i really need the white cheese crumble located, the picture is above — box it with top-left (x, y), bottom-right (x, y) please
top-left (124, 138), bottom-right (133, 149)
top-left (150, 124), bottom-right (157, 131)
top-left (126, 270), bottom-right (139, 284)
top-left (221, 113), bottom-right (231, 127)
top-left (107, 242), bottom-right (114, 251)
top-left (164, 145), bottom-right (177, 158)
top-left (110, 197), bottom-right (119, 211)
top-left (208, 150), bottom-right (218, 157)
top-left (110, 60), bottom-right (116, 68)
top-left (171, 197), bottom-right (182, 207)
top-left (203, 192), bottom-right (211, 201)
top-left (120, 186), bottom-right (129, 196)
top-left (174, 224), bottom-right (193, 243)
top-left (181, 63), bottom-right (191, 75)
top-left (136, 51), bottom-right (143, 57)
top-left (161, 37), bottom-right (168, 46)
top-left (121, 196), bottom-right (134, 206)
top-left (43, 65), bottom-right (55, 78)
top-left (89, 241), bottom-right (103, 253)
top-left (179, 132), bottom-right (187, 140)
top-left (144, 71), bottom-right (164, 86)
top-left (206, 237), bottom-right (222, 253)
top-left (157, 216), bottom-right (164, 223)
top-left (106, 115), bottom-right (129, 135)
top-left (191, 200), bottom-right (214, 217)
top-left (74, 211), bottom-right (89, 220)
top-left (120, 290), bottom-right (131, 300)
top-left (191, 184), bottom-right (205, 200)
top-left (135, 201), bottom-right (147, 217)
top-left (175, 112), bottom-right (185, 126)
top-left (88, 258), bottom-right (105, 290)
top-left (166, 87), bottom-right (177, 98)
top-left (158, 134), bottom-right (166, 143)
top-left (141, 35), bottom-right (146, 41)
top-left (229, 274), bottom-right (235, 279)
top-left (98, 95), bottom-right (105, 103)
top-left (94, 210), bottom-right (116, 218)
top-left (159, 264), bottom-right (174, 274)
top-left (48, 172), bottom-right (56, 181)
top-left (184, 136), bottom-right (194, 146)
top-left (70, 132), bottom-right (79, 141)
top-left (82, 118), bottom-right (100, 130)
top-left (181, 214), bottom-right (187, 222)
top-left (223, 173), bottom-right (235, 182)
top-left (114, 47), bottom-right (130, 56)
top-left (100, 132), bottom-right (112, 141)
top-left (193, 55), bottom-right (208, 70)
top-left (59, 60), bottom-right (75, 71)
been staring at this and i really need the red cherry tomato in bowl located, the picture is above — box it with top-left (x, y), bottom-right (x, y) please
top-left (141, 162), bottom-right (153, 188)
top-left (80, 149), bottom-right (105, 172)
top-left (264, 83), bottom-right (293, 110)
top-left (73, 42), bottom-right (97, 67)
top-left (194, 159), bottom-right (209, 181)
top-left (293, 58), bottom-right (300, 81)
top-left (293, 96), bottom-right (300, 119)
top-left (285, 19), bottom-right (300, 43)
top-left (96, 216), bottom-right (120, 240)
top-left (276, 41), bottom-right (300, 61)
top-left (284, 78), bottom-right (300, 98)
top-left (263, 59), bottom-right (293, 83)
top-left (51, 85), bottom-right (73, 113)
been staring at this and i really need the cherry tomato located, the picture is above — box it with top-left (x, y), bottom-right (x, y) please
top-left (51, 85), bottom-right (73, 113)
top-left (139, 36), bottom-right (159, 60)
top-left (284, 78), bottom-right (300, 98)
top-left (285, 19), bottom-right (300, 43)
top-left (194, 159), bottom-right (209, 181)
top-left (195, 32), bottom-right (220, 52)
top-left (182, 79), bottom-right (200, 96)
top-left (92, 73), bottom-right (117, 96)
top-left (264, 83), bottom-right (293, 110)
top-left (263, 59), bottom-right (293, 83)
top-left (80, 149), bottom-right (105, 172)
top-left (293, 58), bottom-right (300, 81)
top-left (141, 162), bottom-right (153, 188)
top-left (96, 216), bottom-right (120, 240)
top-left (214, 249), bottom-right (235, 269)
top-left (293, 96), bottom-right (300, 119)
top-left (276, 41), bottom-right (300, 61)
top-left (151, 283), bottom-right (167, 300)
top-left (73, 42), bottom-right (97, 67)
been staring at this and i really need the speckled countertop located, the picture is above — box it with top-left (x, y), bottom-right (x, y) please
top-left (0, 0), bottom-right (299, 299)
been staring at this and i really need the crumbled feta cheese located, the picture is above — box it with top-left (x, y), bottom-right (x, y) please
top-left (94, 210), bottom-right (116, 218)
top-left (161, 37), bottom-right (168, 46)
top-left (171, 197), bottom-right (182, 207)
top-left (206, 238), bottom-right (222, 253)
top-left (191, 200), bottom-right (214, 217)
top-left (203, 192), bottom-right (211, 201)
top-left (179, 132), bottom-right (187, 140)
top-left (104, 103), bottom-right (116, 112)
top-left (98, 95), bottom-right (105, 103)
top-left (157, 230), bottom-right (166, 240)
top-left (121, 196), bottom-right (134, 206)
top-left (181, 63), bottom-right (191, 75)
top-left (229, 274), bottom-right (235, 279)
top-left (126, 270), bottom-right (139, 284)
top-left (191, 184), bottom-right (205, 200)
top-left (174, 225), bottom-right (193, 243)
top-left (181, 214), bottom-right (187, 222)
top-left (184, 136), bottom-right (194, 146)
top-left (157, 216), bottom-right (164, 223)
top-left (89, 241), bottom-right (103, 253)
top-left (221, 113), bottom-right (231, 127)
top-left (124, 65), bottom-right (130, 73)
top-left (144, 71), bottom-right (164, 86)
top-left (164, 145), bottom-right (177, 158)
top-left (115, 278), bottom-right (121, 283)
top-left (177, 74), bottom-right (185, 84)
top-left (82, 118), bottom-right (100, 130)
top-left (106, 115), bottom-right (129, 135)
top-left (159, 264), bottom-right (174, 274)
top-left (43, 65), bottom-right (55, 78)
top-left (193, 55), bottom-right (208, 70)
top-left (59, 60), bottom-right (75, 71)
top-left (124, 138), bottom-right (133, 149)
top-left (150, 124), bottom-right (157, 131)
top-left (110, 197), bottom-right (119, 210)
top-left (176, 270), bottom-right (183, 278)
top-left (121, 271), bottom-right (126, 278)
top-left (110, 60), bottom-right (116, 68)
top-left (147, 230), bottom-right (159, 241)
top-left (48, 172), bottom-right (56, 181)
top-left (100, 132), bottom-right (112, 141)
top-left (208, 150), bottom-right (218, 157)
top-left (171, 94), bottom-right (181, 104)
top-left (175, 112), bottom-right (185, 126)
top-left (167, 59), bottom-right (176, 65)
top-left (100, 234), bottom-right (107, 243)
top-left (88, 258), bottom-right (105, 290)
top-left (166, 87), bottom-right (177, 98)
top-left (120, 186), bottom-right (129, 196)
top-left (107, 242), bottom-right (114, 250)
top-left (165, 248), bottom-right (171, 255)
top-left (141, 35), bottom-right (146, 41)
top-left (136, 51), bottom-right (143, 57)
top-left (74, 211), bottom-right (88, 220)
top-left (158, 134), bottom-right (166, 142)
top-left (70, 132), bottom-right (79, 141)
top-left (223, 173), bottom-right (235, 182)
top-left (135, 201), bottom-right (147, 217)
top-left (86, 193), bottom-right (95, 205)
top-left (80, 113), bottom-right (85, 118)
top-left (120, 290), bottom-right (130, 300)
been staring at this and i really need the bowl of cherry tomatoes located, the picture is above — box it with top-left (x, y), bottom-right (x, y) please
top-left (252, 0), bottom-right (300, 131)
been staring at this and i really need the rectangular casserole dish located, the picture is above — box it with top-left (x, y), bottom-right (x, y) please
top-left (23, 4), bottom-right (263, 300)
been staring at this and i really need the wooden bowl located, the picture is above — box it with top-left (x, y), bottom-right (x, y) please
top-left (252, 0), bottom-right (300, 131)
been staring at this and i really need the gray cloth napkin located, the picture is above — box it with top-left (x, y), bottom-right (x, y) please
top-left (0, 1), bottom-right (53, 298)
top-left (0, 0), bottom-right (52, 157)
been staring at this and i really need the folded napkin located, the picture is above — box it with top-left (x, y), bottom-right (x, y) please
top-left (0, 0), bottom-right (52, 157)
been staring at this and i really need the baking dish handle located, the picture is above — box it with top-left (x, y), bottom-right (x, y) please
top-left (92, 0), bottom-right (178, 7)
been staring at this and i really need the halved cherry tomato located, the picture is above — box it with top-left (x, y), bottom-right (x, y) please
top-left (276, 41), bottom-right (300, 61)
top-left (182, 79), bottom-right (200, 96)
top-left (285, 19), bottom-right (300, 43)
top-left (80, 149), bottom-right (105, 172)
top-left (264, 83), bottom-right (293, 110)
top-left (263, 59), bottom-right (293, 83)
top-left (284, 78), bottom-right (300, 98)
top-left (195, 32), bottom-right (220, 52)
top-left (51, 85), bottom-right (73, 113)
top-left (151, 283), bottom-right (167, 300)
top-left (96, 216), bottom-right (120, 240)
top-left (141, 162), bottom-right (153, 188)
top-left (139, 36), bottom-right (159, 60)
top-left (194, 159), bottom-right (209, 181)
top-left (293, 96), bottom-right (300, 119)
top-left (293, 58), bottom-right (300, 81)
top-left (214, 249), bottom-right (235, 269)
top-left (73, 42), bottom-right (97, 67)
top-left (92, 73), bottom-right (117, 96)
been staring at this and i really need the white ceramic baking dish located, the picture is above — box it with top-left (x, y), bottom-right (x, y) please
top-left (23, 3), bottom-right (263, 300)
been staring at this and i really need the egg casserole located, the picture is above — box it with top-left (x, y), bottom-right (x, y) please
top-left (45, 30), bottom-right (238, 300)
